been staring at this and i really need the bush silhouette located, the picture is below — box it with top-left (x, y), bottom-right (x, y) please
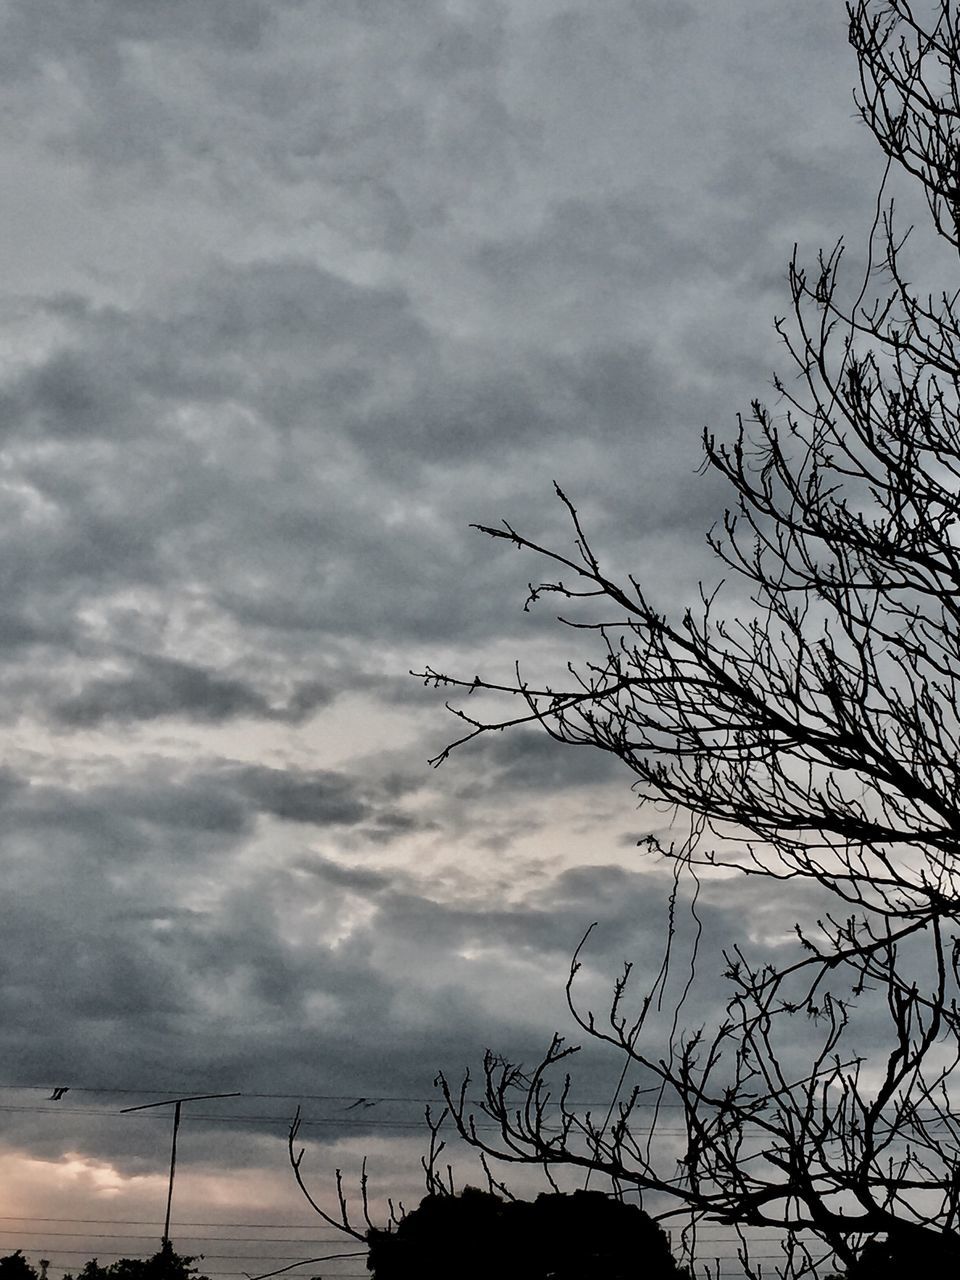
top-left (366, 1187), bottom-right (690, 1279)
top-left (826, 1231), bottom-right (957, 1278)
top-left (0, 1247), bottom-right (205, 1280)
top-left (0, 1254), bottom-right (41, 1280)
top-left (63, 1246), bottom-right (207, 1280)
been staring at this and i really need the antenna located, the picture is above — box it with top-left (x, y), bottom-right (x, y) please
top-left (121, 1092), bottom-right (241, 1249)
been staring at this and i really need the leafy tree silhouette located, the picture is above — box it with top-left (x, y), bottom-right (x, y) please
top-left (0, 1254), bottom-right (42, 1280)
top-left (62, 1246), bottom-right (207, 1280)
top-left (0, 1248), bottom-right (206, 1280)
top-left (366, 1187), bottom-right (690, 1280)
top-left (826, 1231), bottom-right (952, 1278)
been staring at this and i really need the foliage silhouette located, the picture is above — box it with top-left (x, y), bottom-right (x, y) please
top-left (365, 1187), bottom-right (690, 1280)
top-left (0, 1248), bottom-right (206, 1280)
top-left (0, 1255), bottom-right (42, 1280)
top-left (62, 1246), bottom-right (207, 1280)
top-left (824, 1232), bottom-right (946, 1278)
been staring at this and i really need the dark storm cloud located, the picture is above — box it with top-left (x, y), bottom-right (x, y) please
top-left (0, 265), bottom-right (482, 724)
top-left (0, 0), bottom-right (902, 1215)
top-left (1, 0), bottom-right (279, 66)
top-left (16, 255), bottom-right (682, 473)
top-left (0, 0), bottom-right (515, 202)
top-left (9, 778), bottom-right (248, 845)
top-left (3, 260), bottom-right (427, 444)
top-left (0, 846), bottom-right (637, 1154)
top-left (0, 757), bottom-right (424, 851)
top-left (225, 764), bottom-right (374, 827)
top-left (0, 0), bottom-right (874, 731)
top-left (0, 243), bottom-right (724, 744)
top-left (450, 729), bottom-right (624, 797)
top-left (0, 840), bottom-right (847, 1173)
top-left (53, 654), bottom-right (330, 727)
top-left (1, 346), bottom-right (140, 441)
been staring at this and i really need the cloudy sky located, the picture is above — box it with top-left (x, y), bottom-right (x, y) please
top-left (0, 1), bottom-right (894, 1276)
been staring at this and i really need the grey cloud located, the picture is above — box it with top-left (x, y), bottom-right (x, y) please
top-left (0, 146), bottom-right (779, 743)
top-left (473, 194), bottom-right (712, 297)
top-left (1, 0), bottom-right (518, 215)
top-left (219, 763), bottom-right (430, 843)
top-left (363, 810), bottom-right (428, 841)
top-left (450, 729), bottom-right (624, 798)
top-left (0, 777), bottom-right (252, 873)
top-left (0, 848), bottom-right (622, 1151)
top-left (183, 258), bottom-right (427, 371)
top-left (0, 738), bottom-right (899, 1179)
top-left (226, 764), bottom-right (373, 827)
top-left (0, 0), bottom-right (909, 1221)
top-left (49, 758), bottom-right (423, 842)
top-left (1, 347), bottom-right (137, 440)
top-left (0, 845), bottom-right (801, 1170)
top-left (8, 261), bottom-right (428, 452)
top-left (11, 260), bottom-right (425, 438)
top-left (292, 855), bottom-right (393, 893)
top-left (0, 768), bottom-right (27, 810)
top-left (103, 780), bottom-right (250, 836)
top-left (2, 0), bottom-right (279, 62)
top-left (53, 654), bottom-right (331, 727)
top-left (0, 613), bottom-right (55, 651)
top-left (419, 11), bottom-right (505, 77)
top-left (0, 264), bottom-right (483, 721)
top-left (631, 0), bottom-right (699, 33)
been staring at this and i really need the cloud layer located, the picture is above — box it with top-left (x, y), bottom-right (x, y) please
top-left (0, 2), bottom-right (897, 1271)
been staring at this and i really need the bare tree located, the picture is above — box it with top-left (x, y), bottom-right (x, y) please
top-left (414, 3), bottom-right (960, 1275)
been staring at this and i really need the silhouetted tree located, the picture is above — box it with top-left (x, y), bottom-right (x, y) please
top-left (366, 1187), bottom-right (690, 1280)
top-left (824, 1230), bottom-right (956, 1278)
top-left (409, 2), bottom-right (960, 1276)
top-left (62, 1246), bottom-right (207, 1280)
top-left (0, 1254), bottom-right (39, 1280)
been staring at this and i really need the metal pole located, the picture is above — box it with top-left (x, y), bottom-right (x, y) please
top-left (162, 1100), bottom-right (182, 1250)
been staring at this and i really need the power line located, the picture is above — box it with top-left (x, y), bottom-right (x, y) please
top-left (0, 1082), bottom-right (954, 1124)
top-left (40, 1269), bottom-right (368, 1280)
top-left (0, 1102), bottom-right (738, 1138)
top-left (0, 1226), bottom-right (764, 1244)
top-left (0, 1232), bottom-right (349, 1244)
top-left (0, 1083), bottom-right (684, 1108)
top-left (0, 1250), bottom-right (365, 1263)
top-left (0, 1213), bottom-right (817, 1243)
top-left (38, 1272), bottom-right (372, 1279)
top-left (0, 1101), bottom-right (858, 1139)
top-left (0, 1100), bottom-right (829, 1137)
top-left (0, 1105), bottom-right (524, 1132)
top-left (0, 1216), bottom-right (769, 1239)
top-left (0, 1219), bottom-right (342, 1229)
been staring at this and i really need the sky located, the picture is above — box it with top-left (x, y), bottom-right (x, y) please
top-left (0, 1), bottom-right (895, 1276)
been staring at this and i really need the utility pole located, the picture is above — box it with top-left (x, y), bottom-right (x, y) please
top-left (121, 1092), bottom-right (241, 1249)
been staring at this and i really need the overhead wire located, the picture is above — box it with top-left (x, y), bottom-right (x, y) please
top-left (0, 1082), bottom-right (686, 1107)
top-left (0, 1083), bottom-right (952, 1124)
top-left (0, 1219), bottom-right (342, 1229)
